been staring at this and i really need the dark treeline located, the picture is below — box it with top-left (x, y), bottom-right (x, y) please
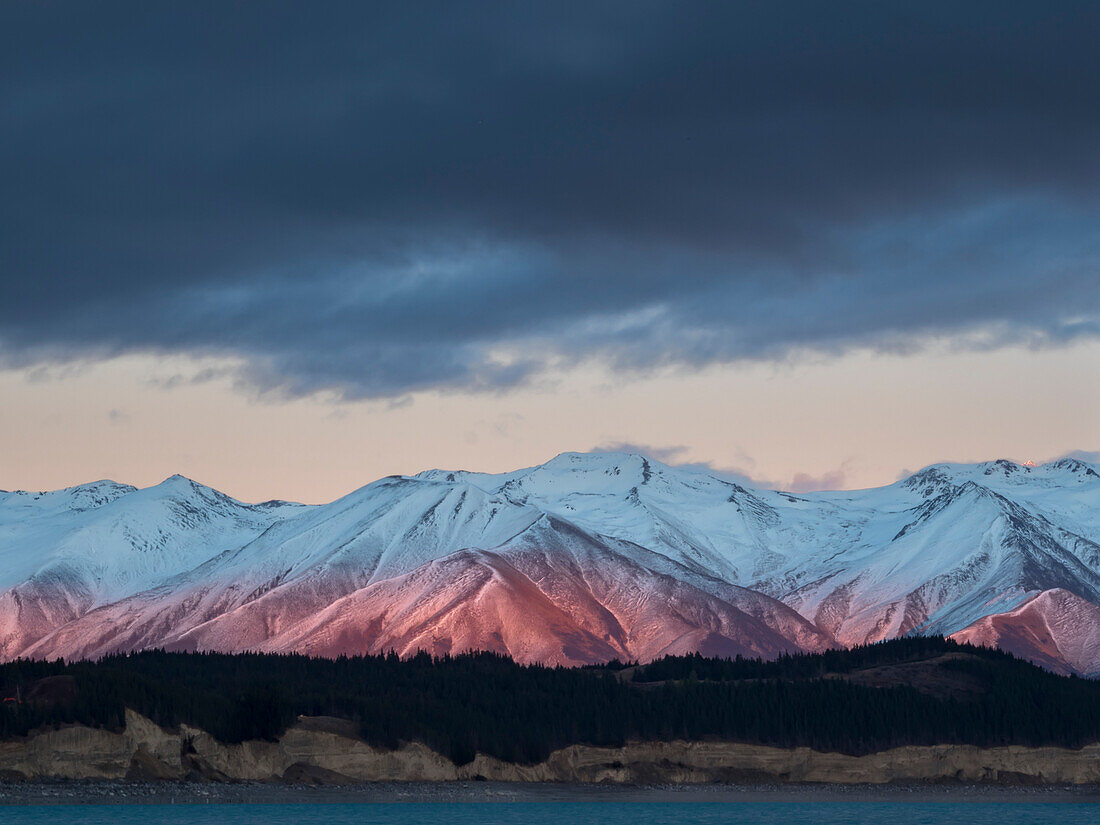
top-left (1, 638), bottom-right (1099, 765)
top-left (632, 635), bottom-right (990, 681)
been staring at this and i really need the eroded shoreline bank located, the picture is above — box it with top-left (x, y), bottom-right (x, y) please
top-left (4, 711), bottom-right (1100, 790)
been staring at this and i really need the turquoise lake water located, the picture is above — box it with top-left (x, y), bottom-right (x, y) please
top-left (1, 802), bottom-right (1096, 825)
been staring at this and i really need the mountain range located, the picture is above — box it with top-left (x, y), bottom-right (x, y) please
top-left (3, 452), bottom-right (1099, 676)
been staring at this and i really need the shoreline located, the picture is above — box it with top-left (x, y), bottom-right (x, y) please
top-left (3, 780), bottom-right (1100, 806)
top-left (7, 711), bottom-right (1100, 790)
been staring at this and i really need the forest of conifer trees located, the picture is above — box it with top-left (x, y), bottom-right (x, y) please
top-left (2, 638), bottom-right (1098, 766)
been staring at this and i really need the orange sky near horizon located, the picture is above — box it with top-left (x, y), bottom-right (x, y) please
top-left (1, 339), bottom-right (1098, 504)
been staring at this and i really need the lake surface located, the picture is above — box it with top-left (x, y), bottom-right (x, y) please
top-left (1, 803), bottom-right (1097, 825)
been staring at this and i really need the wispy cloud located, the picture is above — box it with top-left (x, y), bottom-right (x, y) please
top-left (788, 466), bottom-right (851, 493)
top-left (1062, 450), bottom-right (1100, 464)
top-left (594, 442), bottom-right (859, 492)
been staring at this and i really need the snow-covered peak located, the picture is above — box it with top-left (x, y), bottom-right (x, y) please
top-left (0, 479), bottom-right (137, 517)
top-left (978, 458), bottom-right (1030, 478)
top-left (899, 457), bottom-right (1100, 496)
top-left (134, 473), bottom-right (308, 516)
top-left (0, 472), bottom-right (301, 602)
top-left (1043, 457), bottom-right (1100, 481)
top-left (6, 450), bottom-right (1100, 674)
top-left (157, 472), bottom-right (199, 489)
top-left (898, 466), bottom-right (956, 498)
top-left (148, 473), bottom-right (235, 500)
top-left (413, 469), bottom-right (462, 483)
top-left (416, 451), bottom-right (736, 499)
top-left (515, 451), bottom-right (668, 494)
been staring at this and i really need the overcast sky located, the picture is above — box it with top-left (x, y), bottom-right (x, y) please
top-left (2, 2), bottom-right (1098, 501)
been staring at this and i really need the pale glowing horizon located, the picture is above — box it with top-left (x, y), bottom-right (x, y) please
top-left (3, 339), bottom-right (1098, 504)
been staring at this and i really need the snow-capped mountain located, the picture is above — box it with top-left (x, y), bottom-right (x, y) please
top-left (951, 588), bottom-right (1100, 678)
top-left (3, 452), bottom-right (1100, 674)
top-left (0, 477), bottom-right (303, 660)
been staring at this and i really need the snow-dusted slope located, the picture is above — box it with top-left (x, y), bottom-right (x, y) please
top-left (3, 453), bottom-right (1100, 673)
top-left (951, 588), bottom-right (1100, 678)
top-left (0, 476), bottom-right (302, 659)
top-left (17, 478), bottom-right (831, 665)
top-left (772, 477), bottom-right (1100, 646)
top-left (425, 453), bottom-right (1100, 659)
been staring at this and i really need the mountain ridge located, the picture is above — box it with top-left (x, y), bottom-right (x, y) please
top-left (3, 452), bottom-right (1100, 674)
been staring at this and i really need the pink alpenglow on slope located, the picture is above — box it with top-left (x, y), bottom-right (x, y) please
top-left (3, 453), bottom-right (1100, 675)
top-left (951, 589), bottom-right (1100, 678)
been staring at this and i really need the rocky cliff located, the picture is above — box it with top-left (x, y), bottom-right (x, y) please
top-left (2, 710), bottom-right (1100, 785)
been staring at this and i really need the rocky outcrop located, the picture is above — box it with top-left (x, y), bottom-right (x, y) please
top-left (2, 711), bottom-right (1100, 785)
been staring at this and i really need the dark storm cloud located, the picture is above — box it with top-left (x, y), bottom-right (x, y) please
top-left (2, 1), bottom-right (1099, 398)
